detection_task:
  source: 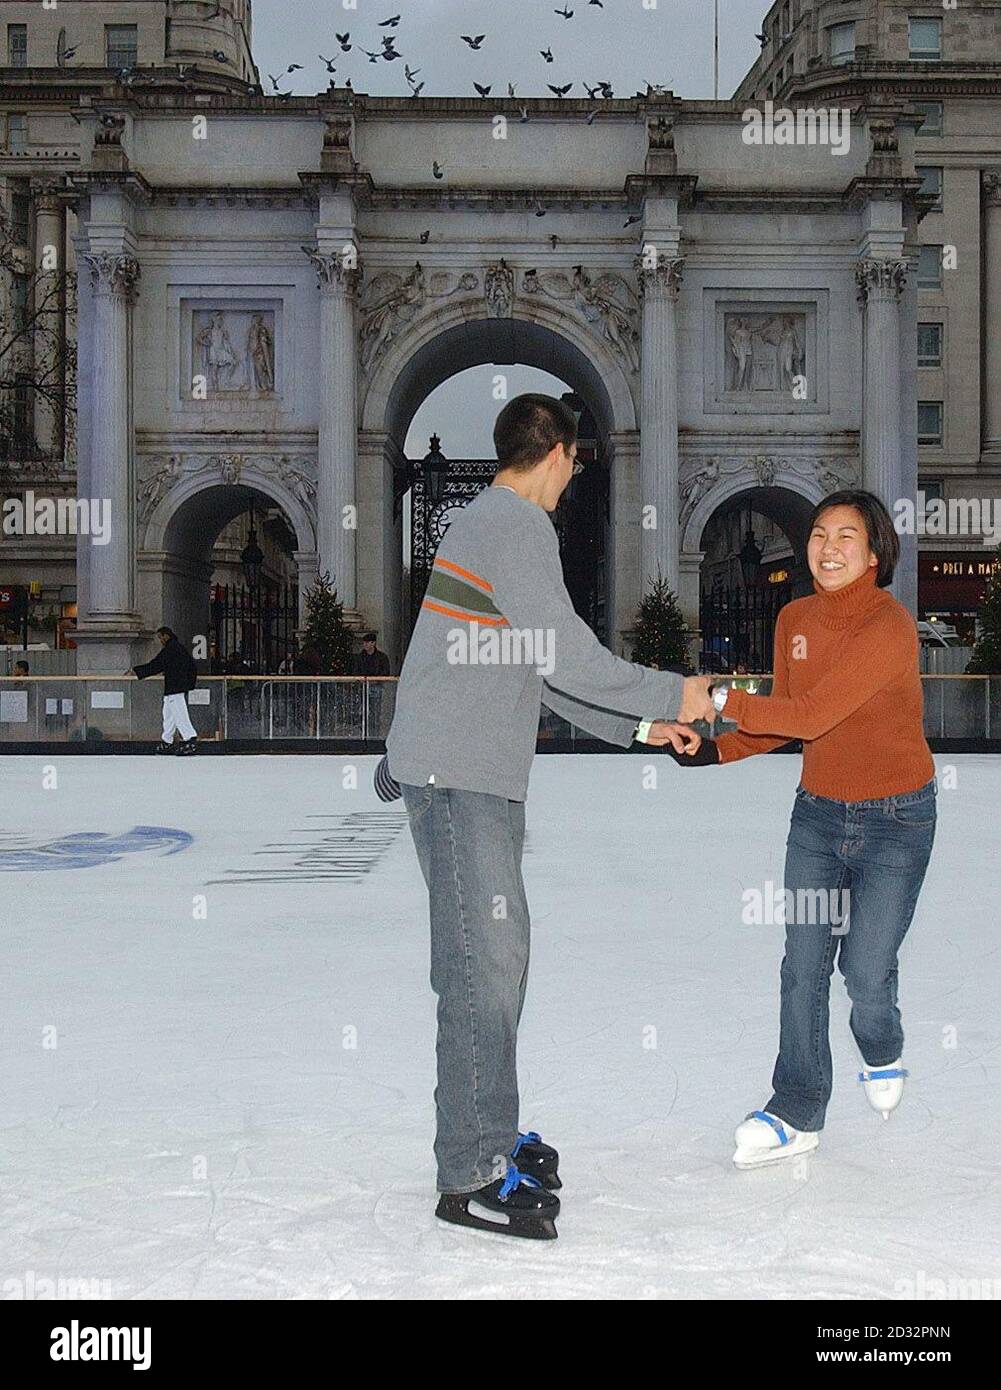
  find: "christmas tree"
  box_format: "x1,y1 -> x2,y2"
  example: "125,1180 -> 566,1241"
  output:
631,571 -> 691,672
967,569 -> 1001,674
301,571 -> 355,675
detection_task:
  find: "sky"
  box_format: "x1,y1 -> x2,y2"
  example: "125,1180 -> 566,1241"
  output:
250,0 -> 771,457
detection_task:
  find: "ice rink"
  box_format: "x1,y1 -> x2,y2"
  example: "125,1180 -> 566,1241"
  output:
1,751 -> 998,1301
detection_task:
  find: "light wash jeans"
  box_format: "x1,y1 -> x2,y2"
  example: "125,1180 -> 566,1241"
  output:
767,776 -> 937,1131
399,779 -> 531,1193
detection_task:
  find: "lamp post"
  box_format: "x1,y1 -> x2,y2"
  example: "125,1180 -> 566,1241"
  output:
423,434 -> 449,511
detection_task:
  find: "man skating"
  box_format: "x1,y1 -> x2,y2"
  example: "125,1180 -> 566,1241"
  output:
382,394 -> 715,1239
131,627 -> 200,755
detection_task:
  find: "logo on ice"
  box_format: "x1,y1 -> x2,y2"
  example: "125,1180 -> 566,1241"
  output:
446,622 -> 555,677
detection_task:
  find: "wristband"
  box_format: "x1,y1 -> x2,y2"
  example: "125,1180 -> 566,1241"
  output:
635,719 -> 654,743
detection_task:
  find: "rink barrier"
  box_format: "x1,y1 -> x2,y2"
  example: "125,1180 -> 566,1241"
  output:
0,674 -> 999,749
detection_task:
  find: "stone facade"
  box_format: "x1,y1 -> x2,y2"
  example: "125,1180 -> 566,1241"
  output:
6,2 -> 995,669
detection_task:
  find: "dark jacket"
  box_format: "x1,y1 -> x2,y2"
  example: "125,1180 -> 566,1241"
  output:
134,637 -> 198,696
351,648 -> 391,677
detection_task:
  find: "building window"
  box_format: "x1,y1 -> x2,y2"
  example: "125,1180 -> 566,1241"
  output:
12,375 -> 33,443
916,166 -> 944,211
829,21 -> 856,65
782,2 -> 791,36
7,113 -> 28,151
918,244 -> 943,289
10,179 -> 31,245
8,24 -> 27,67
918,323 -> 943,367
918,401 -> 943,445
913,100 -> 943,137
909,17 -> 942,61
105,24 -> 138,70
12,273 -> 30,335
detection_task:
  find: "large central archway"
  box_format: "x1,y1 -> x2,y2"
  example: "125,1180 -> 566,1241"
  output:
358,299 -> 639,664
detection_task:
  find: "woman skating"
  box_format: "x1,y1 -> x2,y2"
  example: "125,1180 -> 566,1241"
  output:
673,490 -> 937,1168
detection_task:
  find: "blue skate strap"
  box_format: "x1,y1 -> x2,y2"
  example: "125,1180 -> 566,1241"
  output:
512,1130 -> 542,1156
747,1110 -> 792,1146
498,1164 -> 542,1199
858,1067 -> 909,1083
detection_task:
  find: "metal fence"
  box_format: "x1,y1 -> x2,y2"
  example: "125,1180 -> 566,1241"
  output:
1,674 -> 1000,744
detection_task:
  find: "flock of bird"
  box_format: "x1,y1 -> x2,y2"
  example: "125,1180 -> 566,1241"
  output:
265,7 -> 670,110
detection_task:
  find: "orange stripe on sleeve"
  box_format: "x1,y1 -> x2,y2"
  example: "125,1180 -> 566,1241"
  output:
434,557 -> 493,592
421,599 -> 509,627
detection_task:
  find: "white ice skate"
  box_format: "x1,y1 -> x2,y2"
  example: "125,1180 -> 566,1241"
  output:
858,1058 -> 907,1120
732,1110 -> 819,1170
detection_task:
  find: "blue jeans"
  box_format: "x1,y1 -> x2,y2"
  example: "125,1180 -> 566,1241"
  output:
399,780 -> 531,1193
767,776 -> 937,1132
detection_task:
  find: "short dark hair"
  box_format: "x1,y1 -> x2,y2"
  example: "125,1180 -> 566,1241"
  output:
363,632 -> 377,642
493,394 -> 577,473
13,660 -> 29,674
156,626 -> 176,640
807,490 -> 899,588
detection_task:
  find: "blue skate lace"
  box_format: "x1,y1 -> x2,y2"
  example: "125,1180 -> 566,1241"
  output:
498,1164 -> 542,1200
858,1067 -> 909,1082
747,1110 -> 791,1145
511,1130 -> 542,1157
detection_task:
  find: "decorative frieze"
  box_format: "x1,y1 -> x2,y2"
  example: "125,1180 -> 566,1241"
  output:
523,264 -> 641,371
136,452 -> 318,530
678,452 -> 860,534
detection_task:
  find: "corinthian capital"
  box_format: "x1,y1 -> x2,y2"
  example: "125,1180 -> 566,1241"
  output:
634,253 -> 684,299
855,258 -> 907,304
304,247 -> 363,296
84,253 -> 141,301
983,170 -> 1001,208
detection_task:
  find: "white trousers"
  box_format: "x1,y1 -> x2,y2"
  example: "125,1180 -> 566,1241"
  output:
162,693 -> 196,742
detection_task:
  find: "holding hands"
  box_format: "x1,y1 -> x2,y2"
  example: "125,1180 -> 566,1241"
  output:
639,676 -> 723,766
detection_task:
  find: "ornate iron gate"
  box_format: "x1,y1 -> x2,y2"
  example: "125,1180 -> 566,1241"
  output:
210,583 -> 298,674
699,580 -> 792,673
408,456 -> 608,639
409,461 -> 498,633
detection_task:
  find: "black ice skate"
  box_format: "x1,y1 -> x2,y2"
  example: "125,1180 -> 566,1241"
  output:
435,1164 -> 560,1240
512,1129 -> 561,1190
155,740 -> 175,755
176,737 -> 198,756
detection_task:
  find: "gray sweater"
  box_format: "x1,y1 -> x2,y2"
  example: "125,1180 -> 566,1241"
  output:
385,485 -> 686,801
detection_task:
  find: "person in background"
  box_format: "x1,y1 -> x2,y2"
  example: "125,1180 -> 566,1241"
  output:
352,632 -> 391,739
131,627 -> 200,756
351,632 -> 391,677
666,490 -> 937,1170
12,660 -> 29,677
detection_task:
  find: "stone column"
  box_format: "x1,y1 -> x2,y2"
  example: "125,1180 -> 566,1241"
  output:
636,255 -> 684,596
856,258 -> 908,505
983,172 -> 1001,454
78,252 -> 142,654
32,181 -> 66,457
307,249 -> 363,616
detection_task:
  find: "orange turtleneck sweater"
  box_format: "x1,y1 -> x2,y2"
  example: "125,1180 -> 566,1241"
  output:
716,565 -> 935,801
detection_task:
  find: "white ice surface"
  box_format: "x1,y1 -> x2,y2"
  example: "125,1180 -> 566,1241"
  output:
1,753 -> 998,1301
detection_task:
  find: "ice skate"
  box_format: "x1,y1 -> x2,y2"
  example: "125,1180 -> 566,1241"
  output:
511,1129 -> 561,1190
435,1164 -> 559,1240
732,1110 -> 819,1169
858,1058 -> 907,1119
